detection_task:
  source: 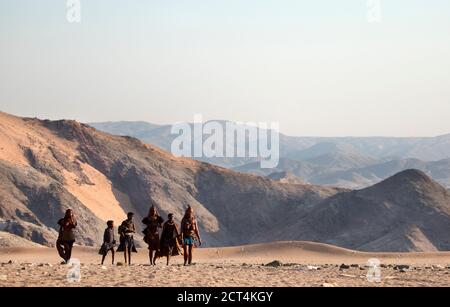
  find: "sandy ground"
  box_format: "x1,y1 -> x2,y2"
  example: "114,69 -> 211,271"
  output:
1,241 -> 450,287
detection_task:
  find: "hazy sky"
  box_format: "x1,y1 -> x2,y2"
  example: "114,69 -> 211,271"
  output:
1,0 -> 449,137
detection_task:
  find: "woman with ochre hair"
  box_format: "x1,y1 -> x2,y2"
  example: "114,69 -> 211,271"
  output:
142,205 -> 164,265
56,209 -> 77,264
180,206 -> 201,266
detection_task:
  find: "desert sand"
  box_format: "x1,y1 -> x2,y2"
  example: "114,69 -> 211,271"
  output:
1,241 -> 450,287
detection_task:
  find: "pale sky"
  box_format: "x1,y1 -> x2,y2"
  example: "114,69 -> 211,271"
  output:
1,0 -> 449,137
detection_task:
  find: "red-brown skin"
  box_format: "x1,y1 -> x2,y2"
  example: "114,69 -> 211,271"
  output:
182,207 -> 202,266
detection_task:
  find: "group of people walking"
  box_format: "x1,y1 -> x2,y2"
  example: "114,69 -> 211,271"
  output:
56,205 -> 202,266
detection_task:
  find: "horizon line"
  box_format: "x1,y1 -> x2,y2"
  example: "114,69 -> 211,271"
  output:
2,110 -> 449,139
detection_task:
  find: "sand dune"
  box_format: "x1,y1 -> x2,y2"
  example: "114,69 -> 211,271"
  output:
1,241 -> 450,287
63,163 -> 129,223
2,241 -> 450,264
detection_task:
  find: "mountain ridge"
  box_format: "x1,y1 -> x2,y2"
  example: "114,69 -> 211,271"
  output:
281,169 -> 450,251
90,120 -> 450,188
1,112 -> 450,252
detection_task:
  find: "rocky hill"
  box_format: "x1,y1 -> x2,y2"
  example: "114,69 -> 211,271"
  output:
0,112 -> 339,247
1,112 -> 450,252
278,170 -> 450,252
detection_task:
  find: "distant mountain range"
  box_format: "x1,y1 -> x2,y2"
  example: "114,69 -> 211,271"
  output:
1,112 -> 449,252
90,121 -> 450,188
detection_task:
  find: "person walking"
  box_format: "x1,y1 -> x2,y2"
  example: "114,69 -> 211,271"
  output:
180,206 -> 201,266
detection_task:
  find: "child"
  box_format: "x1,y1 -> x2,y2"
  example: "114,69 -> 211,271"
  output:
99,220 -> 116,265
